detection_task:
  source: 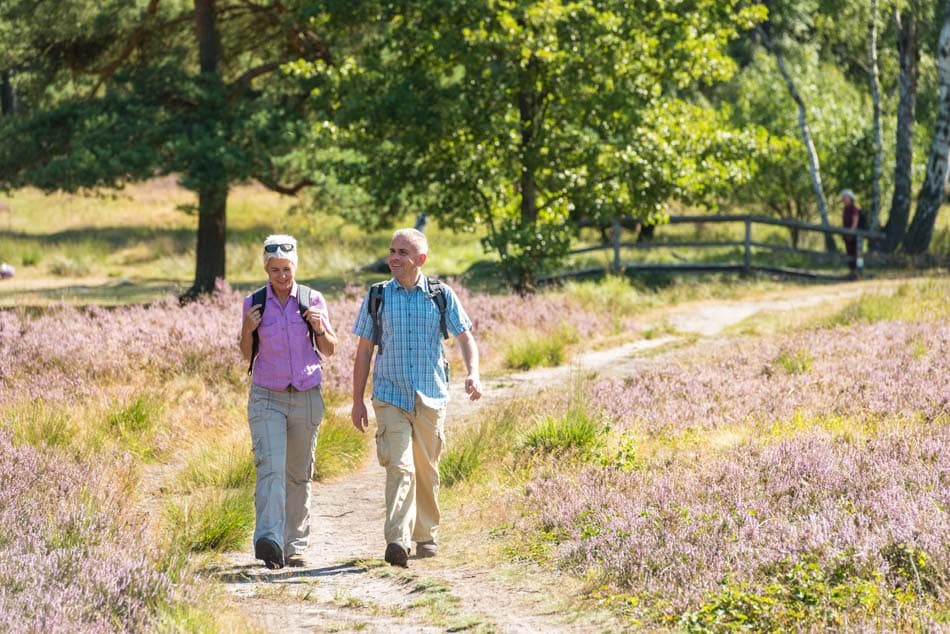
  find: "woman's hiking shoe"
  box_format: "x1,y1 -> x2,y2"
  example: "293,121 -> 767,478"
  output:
255,538 -> 284,570
415,540 -> 438,558
384,543 -> 408,568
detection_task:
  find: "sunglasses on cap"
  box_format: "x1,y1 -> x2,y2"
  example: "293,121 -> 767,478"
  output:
263,243 -> 295,254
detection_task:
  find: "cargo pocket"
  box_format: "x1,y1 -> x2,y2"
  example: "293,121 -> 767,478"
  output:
375,418 -> 390,468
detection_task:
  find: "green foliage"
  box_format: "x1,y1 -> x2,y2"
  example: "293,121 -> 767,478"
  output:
3,401 -> 80,451
880,542 -> 936,596
439,423 -> 486,488
305,0 -> 767,287
598,435 -> 642,471
681,559 -> 888,632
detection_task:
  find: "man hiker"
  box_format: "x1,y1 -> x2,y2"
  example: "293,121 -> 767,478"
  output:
351,228 -> 482,567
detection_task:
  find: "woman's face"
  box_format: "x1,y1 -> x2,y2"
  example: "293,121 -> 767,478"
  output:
265,258 -> 296,294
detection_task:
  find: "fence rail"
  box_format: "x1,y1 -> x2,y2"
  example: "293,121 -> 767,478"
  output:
545,214 -> 887,283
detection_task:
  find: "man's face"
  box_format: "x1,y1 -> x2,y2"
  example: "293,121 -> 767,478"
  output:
388,235 -> 427,284
265,258 -> 296,294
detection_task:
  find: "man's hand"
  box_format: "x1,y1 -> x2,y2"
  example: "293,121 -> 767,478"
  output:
351,401 -> 370,433
465,375 -> 482,401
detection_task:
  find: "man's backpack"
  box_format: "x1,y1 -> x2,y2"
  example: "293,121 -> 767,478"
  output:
857,208 -> 869,231
248,284 -> 317,374
368,277 -> 448,354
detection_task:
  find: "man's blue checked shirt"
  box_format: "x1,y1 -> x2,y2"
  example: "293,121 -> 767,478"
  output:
352,276 -> 472,412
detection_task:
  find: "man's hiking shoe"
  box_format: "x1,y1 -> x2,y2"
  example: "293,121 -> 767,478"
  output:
415,540 -> 438,558
285,554 -> 307,568
384,543 -> 408,568
255,538 -> 284,570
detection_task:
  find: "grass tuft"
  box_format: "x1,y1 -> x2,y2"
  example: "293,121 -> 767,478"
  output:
315,410 -> 370,481
163,488 -> 255,553
108,396 -> 162,460
521,411 -> 604,456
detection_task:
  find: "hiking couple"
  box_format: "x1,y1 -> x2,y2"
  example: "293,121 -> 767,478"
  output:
238,229 -> 482,570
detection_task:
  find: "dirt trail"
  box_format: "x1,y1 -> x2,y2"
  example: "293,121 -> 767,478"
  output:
214,281 -> 880,633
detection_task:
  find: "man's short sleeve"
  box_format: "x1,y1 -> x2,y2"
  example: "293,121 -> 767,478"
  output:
443,285 -> 473,338
351,291 -> 374,340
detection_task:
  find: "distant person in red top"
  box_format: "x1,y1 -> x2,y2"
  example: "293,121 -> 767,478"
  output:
840,189 -> 861,276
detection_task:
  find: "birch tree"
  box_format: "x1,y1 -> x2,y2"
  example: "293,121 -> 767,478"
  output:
884,5 -> 919,252
757,23 -> 836,252
903,0 -> 950,254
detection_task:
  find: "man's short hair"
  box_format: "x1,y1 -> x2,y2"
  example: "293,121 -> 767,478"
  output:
393,228 -> 428,254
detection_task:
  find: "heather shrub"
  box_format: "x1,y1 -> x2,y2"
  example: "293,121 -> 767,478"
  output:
510,314 -> 950,627
589,321 -> 948,437
0,432 -> 177,632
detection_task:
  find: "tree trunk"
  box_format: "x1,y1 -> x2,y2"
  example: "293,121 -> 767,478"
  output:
1,72 -> 14,115
885,8 -> 918,253
188,185 -> 229,296
757,26 -> 836,252
904,1 -> 950,254
868,0 -> 884,233
185,0 -> 228,296
518,86 -> 539,226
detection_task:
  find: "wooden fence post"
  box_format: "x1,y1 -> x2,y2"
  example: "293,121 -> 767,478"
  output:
743,216 -> 752,272
857,236 -> 864,275
612,217 -> 621,273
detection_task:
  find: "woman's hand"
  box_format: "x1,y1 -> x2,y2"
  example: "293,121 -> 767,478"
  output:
244,304 -> 263,333
303,307 -> 326,334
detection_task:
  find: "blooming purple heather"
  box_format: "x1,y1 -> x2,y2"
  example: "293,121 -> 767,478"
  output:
0,280 -> 633,627
520,319 -> 950,620
0,432 -> 174,632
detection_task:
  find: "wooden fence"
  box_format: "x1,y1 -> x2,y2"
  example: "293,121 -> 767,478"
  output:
546,214 -> 887,282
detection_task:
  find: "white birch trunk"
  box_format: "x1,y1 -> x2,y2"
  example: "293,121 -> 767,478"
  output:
868,0 -> 884,231
904,0 -> 950,254
757,26 -> 836,252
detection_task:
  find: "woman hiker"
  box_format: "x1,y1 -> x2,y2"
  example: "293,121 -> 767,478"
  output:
239,234 -> 338,569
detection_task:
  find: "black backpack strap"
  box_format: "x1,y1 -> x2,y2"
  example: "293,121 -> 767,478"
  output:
368,282 -> 386,353
248,286 -> 268,375
297,284 -> 317,353
427,276 -> 449,340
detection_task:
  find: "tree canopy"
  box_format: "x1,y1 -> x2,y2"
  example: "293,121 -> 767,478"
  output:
299,0 -> 767,288
0,0 -> 947,292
